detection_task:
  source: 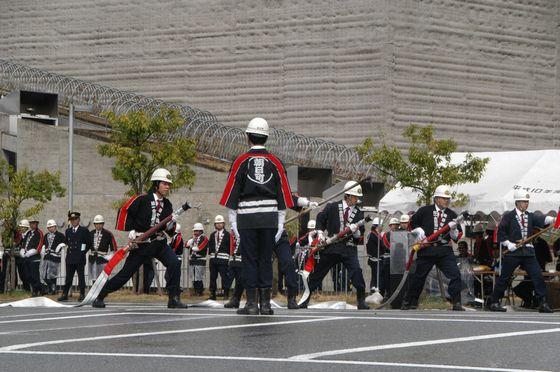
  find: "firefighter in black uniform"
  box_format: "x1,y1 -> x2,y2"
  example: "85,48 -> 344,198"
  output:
41,219 -> 66,295
92,168 -> 188,308
366,217 -> 387,294
19,218 -> 44,296
207,215 -> 234,300
15,219 -> 31,291
58,212 -> 92,302
187,223 -> 208,296
224,236 -> 243,308
88,215 -> 117,284
220,117 -> 294,315
166,223 -> 184,288
299,181 -> 369,310
401,185 -> 464,311
486,190 -> 555,313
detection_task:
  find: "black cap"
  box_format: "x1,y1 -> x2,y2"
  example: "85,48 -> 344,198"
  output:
68,211 -> 81,220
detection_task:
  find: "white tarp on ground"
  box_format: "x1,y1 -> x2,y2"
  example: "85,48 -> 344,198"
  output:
379,149 -> 560,215
0,297 -> 72,307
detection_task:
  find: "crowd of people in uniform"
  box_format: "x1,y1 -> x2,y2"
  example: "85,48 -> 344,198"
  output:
1,116 -> 559,314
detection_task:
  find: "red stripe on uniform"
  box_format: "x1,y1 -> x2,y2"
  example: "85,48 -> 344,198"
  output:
173,233 -> 183,252
198,237 -> 209,252
261,153 -> 294,209
37,230 -> 44,253
219,153 -> 252,206
116,195 -> 142,231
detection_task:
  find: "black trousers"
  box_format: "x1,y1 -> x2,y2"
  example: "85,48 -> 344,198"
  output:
16,258 -> 29,291
63,263 -> 86,295
239,228 -> 276,289
490,255 -> 547,303
225,264 -> 243,297
104,240 -> 181,294
23,260 -> 41,293
209,259 -> 229,292
308,252 -> 366,293
274,237 -> 298,291
405,251 -> 462,302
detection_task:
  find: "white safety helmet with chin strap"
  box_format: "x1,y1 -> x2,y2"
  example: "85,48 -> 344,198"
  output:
214,215 -> 225,224
514,190 -> 530,202
307,220 -> 316,229
389,218 -> 399,225
19,219 -> 30,228
399,214 -> 410,223
93,215 -> 105,224
433,185 -> 452,199
151,168 -> 173,184
245,117 -> 269,137
193,223 -> 204,231
46,219 -> 57,228
344,181 -> 363,197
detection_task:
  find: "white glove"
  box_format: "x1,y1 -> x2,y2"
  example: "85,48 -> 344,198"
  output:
349,223 -> 359,233
411,227 -> 426,241
55,243 -> 66,253
317,230 -> 326,244
448,221 -> 458,230
275,210 -> 286,243
19,249 -> 25,257
128,230 -> 138,241
545,216 -> 555,225
104,253 -> 113,261
504,240 -> 517,252
186,238 -> 194,248
228,209 -> 240,241
309,201 -> 319,209
449,228 -> 459,240
25,249 -> 37,258
40,245 -> 46,257
296,197 -> 310,208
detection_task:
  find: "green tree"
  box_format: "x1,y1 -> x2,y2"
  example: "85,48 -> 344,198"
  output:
98,108 -> 197,198
357,124 -> 489,206
0,160 -> 66,249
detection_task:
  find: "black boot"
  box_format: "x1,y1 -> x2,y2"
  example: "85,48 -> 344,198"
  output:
237,288 -> 259,315
78,292 -> 85,302
168,288 -> 188,309
298,296 -> 310,309
92,290 -> 107,308
287,287 -> 298,310
400,297 -> 418,310
538,298 -> 554,313
224,290 -> 241,308
486,299 -> 507,312
57,292 -> 69,302
357,289 -> 370,310
258,288 -> 274,315
208,290 -> 217,301
452,301 -> 465,311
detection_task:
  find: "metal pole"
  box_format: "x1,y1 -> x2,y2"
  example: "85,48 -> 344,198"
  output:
68,103 -> 74,212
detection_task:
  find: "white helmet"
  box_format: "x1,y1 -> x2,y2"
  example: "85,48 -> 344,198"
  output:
433,185 -> 452,199
175,223 -> 181,232
513,189 -> 530,202
46,219 -> 57,228
389,218 -> 399,225
93,215 -> 105,224
151,168 -> 173,184
214,215 -> 225,224
193,223 -> 204,231
344,181 -> 363,197
307,220 -> 316,229
399,214 -> 410,223
19,219 -> 30,228
245,117 -> 269,137
371,217 -> 380,226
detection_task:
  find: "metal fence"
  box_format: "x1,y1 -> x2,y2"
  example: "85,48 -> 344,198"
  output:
0,59 -> 376,181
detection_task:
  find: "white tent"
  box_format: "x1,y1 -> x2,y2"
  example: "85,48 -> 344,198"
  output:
379,150 -> 560,215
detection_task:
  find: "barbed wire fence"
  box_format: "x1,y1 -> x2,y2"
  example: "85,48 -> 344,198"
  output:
0,60 -> 375,181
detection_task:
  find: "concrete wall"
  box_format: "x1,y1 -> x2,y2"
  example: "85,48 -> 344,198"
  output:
8,115 -> 230,246
3,0 -> 557,150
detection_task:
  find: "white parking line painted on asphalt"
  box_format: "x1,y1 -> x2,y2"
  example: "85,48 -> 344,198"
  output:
290,327 -> 560,360
0,309 -> 112,319
0,316 -> 345,351
0,350 -> 550,372
0,315 -> 222,335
